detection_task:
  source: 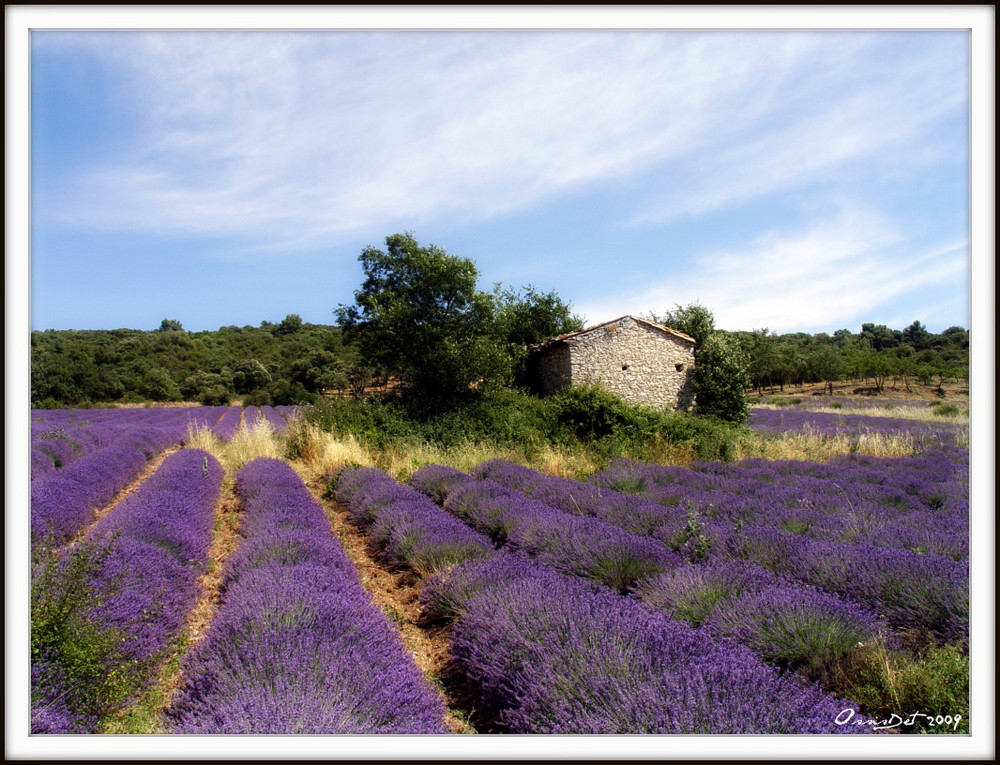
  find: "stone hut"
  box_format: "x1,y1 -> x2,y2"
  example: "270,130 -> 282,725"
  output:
527,315 -> 696,410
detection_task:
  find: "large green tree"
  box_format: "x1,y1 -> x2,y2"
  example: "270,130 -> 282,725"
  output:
335,234 -> 511,396
694,333 -> 751,424
495,284 -> 584,384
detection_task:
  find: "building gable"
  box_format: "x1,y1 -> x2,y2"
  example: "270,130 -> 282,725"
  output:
528,315 -> 696,410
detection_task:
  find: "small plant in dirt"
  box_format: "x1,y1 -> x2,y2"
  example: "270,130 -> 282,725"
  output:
381,605 -> 409,629
676,509 -> 712,562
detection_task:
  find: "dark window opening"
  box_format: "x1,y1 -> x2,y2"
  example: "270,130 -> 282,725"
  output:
622,364 -> 629,371
675,363 -> 686,371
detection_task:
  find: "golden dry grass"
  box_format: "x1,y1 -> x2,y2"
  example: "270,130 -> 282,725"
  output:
751,402 -> 968,423
185,420 -> 284,473
738,431 -> 921,462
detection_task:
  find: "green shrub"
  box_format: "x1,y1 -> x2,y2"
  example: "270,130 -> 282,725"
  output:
833,640 -> 969,734
308,384 -> 744,464
552,384 -> 649,442
268,380 -> 320,406
199,385 -> 231,406
243,389 -> 271,407
930,401 -> 961,417
693,333 -> 750,425
31,535 -> 164,729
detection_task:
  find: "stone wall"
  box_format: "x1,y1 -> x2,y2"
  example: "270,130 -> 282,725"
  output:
556,316 -> 696,410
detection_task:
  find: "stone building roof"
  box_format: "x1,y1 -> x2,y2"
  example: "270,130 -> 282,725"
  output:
529,315 -> 697,351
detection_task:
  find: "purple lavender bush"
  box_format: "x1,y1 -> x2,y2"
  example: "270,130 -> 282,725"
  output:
633,558 -> 780,627
31,439 -> 153,545
588,449 -> 968,560
169,571 -> 449,734
260,405 -> 288,434
167,458 -> 449,734
747,408 -> 966,447
410,464 -> 475,503
443,479 -> 682,592
211,406 -> 243,441
793,540 -> 968,642
704,584 -> 886,680
31,449 -> 223,733
31,449 -> 58,479
433,557 -> 870,734
332,466 -> 496,575
474,459 -> 692,551
243,406 -> 262,429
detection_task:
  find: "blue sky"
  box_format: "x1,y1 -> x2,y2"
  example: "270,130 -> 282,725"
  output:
25,16 -> 978,336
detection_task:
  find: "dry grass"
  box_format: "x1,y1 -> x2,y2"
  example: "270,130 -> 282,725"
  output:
282,418 -> 375,482
736,428 -> 930,462
185,420 -> 284,473
752,402 -> 969,423
279,418 -> 605,483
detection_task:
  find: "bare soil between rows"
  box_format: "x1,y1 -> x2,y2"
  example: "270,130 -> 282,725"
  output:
306,479 -> 477,734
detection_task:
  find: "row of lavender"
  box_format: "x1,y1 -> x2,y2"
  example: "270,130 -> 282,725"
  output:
413,466 -> 893,698
32,450 -> 223,733
471,457 -> 968,643
30,407 -> 225,545
30,405 -> 300,544
331,466 -> 870,734
757,394 -> 949,410
30,406 -> 224,479
589,448 -> 969,559
166,458 -> 447,733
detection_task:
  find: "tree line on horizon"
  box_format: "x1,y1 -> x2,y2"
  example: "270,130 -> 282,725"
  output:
30,234 -> 969,412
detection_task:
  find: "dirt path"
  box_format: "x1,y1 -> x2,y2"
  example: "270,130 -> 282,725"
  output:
100,453 -> 244,733
182,478 -> 244,645
307,479 -> 476,734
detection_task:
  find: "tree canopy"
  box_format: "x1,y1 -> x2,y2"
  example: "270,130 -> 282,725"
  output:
335,233 -> 581,398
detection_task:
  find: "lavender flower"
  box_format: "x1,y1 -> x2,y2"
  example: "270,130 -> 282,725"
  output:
334,466 -> 495,576
168,458 -> 449,734
633,558 -> 780,626
441,557 -> 870,734
443,479 -> 681,592
211,406 -> 243,441
705,584 -> 886,677
32,449 -> 223,733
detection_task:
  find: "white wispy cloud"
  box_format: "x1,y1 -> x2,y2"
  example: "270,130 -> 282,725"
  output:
578,205 -> 968,332
38,30 -> 966,255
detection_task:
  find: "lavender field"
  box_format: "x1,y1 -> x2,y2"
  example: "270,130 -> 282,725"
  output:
28,403 -> 972,737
